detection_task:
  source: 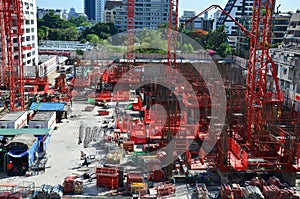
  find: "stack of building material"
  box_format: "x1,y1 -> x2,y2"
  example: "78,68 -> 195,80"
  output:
152,167 -> 164,182
154,183 -> 176,197
63,176 -> 77,194
33,184 -> 63,199
220,184 -> 232,199
144,158 -> 161,171
131,183 -> 148,196
241,186 -> 264,199
7,192 -> 22,199
95,167 -> 119,189
195,183 -> 209,199
263,184 -> 281,199
0,192 -> 10,199
231,183 -> 243,199
127,172 -> 143,190
122,141 -> 134,152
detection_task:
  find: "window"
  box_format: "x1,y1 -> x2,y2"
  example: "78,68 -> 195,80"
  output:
25,20 -> 30,25
283,67 -> 288,75
26,28 -> 30,33
31,20 -> 34,24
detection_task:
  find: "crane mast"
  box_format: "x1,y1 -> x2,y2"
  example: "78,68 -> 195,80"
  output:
0,0 -> 25,111
246,0 -> 282,146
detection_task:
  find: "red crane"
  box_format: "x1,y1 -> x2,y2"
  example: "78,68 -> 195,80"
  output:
181,4 -> 250,35
246,0 -> 282,146
167,0 -> 179,68
0,0 -> 25,111
181,2 -> 281,144
127,0 -> 135,61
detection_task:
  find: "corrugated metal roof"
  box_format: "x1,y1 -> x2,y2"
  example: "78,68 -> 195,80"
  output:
0,128 -> 51,136
29,102 -> 66,111
31,111 -> 55,121
6,134 -> 37,149
0,111 -> 27,121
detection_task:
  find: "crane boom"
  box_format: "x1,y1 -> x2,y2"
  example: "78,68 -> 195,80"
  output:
182,4 -> 251,36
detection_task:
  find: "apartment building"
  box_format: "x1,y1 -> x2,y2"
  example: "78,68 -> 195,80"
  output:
36,8 -> 63,19
84,0 -> 106,23
270,11 -> 300,111
104,0 -> 122,23
23,0 -> 39,76
114,0 -> 170,32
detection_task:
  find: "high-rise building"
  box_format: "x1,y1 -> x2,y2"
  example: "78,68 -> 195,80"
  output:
213,10 -> 221,30
217,0 -> 254,36
114,0 -> 170,32
84,0 -> 96,21
84,0 -> 106,23
104,0 -> 122,23
272,13 -> 292,45
269,11 -> 300,112
23,0 -> 39,76
179,10 -> 195,30
36,8 -> 63,19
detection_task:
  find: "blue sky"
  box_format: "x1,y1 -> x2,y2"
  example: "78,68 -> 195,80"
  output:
37,0 -> 299,16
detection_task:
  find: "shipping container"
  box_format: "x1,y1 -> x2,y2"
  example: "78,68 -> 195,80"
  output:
0,111 -> 28,129
28,111 -> 56,130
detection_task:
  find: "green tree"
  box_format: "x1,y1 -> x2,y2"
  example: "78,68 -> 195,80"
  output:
82,22 -> 117,40
37,29 -> 45,42
182,43 -> 194,53
86,34 -> 100,45
69,16 -> 92,27
216,43 -> 231,58
206,25 -> 227,50
40,11 -> 74,28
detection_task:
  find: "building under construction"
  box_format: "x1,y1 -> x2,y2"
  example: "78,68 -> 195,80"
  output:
0,0 -> 299,198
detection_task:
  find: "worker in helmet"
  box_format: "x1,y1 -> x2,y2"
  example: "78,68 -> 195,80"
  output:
7,161 -> 13,176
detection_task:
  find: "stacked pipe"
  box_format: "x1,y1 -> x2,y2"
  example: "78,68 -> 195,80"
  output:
33,184 -> 63,199
241,186 -> 264,199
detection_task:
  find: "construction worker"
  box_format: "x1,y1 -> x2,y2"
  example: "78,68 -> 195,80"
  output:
7,161 -> 13,176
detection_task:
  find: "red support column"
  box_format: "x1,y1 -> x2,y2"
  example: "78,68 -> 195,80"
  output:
127,0 -> 134,62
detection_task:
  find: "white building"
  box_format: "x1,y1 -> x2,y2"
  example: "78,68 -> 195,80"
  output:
114,0 -> 170,32
96,0 -> 106,23
270,11 -> 300,112
36,7 -> 63,19
213,10 -> 221,30
23,0 -> 39,76
217,0 -> 254,35
104,0 -> 122,23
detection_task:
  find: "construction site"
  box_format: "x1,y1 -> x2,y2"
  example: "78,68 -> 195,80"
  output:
0,0 -> 299,198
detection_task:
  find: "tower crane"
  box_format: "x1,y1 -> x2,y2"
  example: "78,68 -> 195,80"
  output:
180,1 -> 282,146
0,0 -> 25,111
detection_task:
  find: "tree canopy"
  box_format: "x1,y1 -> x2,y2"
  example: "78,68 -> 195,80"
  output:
37,12 -> 117,43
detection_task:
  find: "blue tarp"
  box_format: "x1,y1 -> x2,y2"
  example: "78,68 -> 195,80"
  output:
29,102 -> 66,111
43,134 -> 51,150
28,139 -> 38,166
7,151 -> 28,158
8,139 -> 38,166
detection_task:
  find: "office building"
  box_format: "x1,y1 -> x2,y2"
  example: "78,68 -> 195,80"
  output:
23,0 -> 39,76
84,0 -> 106,23
104,0 -> 122,23
36,8 -> 63,19
114,0 -> 170,32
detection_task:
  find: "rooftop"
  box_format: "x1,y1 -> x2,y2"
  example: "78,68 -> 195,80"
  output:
0,111 -> 27,121
31,111 -> 56,121
0,128 -> 51,136
29,102 -> 67,111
